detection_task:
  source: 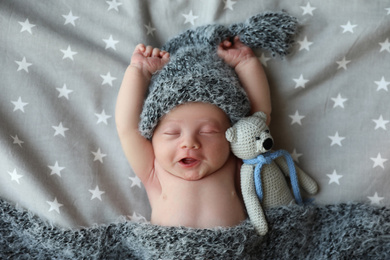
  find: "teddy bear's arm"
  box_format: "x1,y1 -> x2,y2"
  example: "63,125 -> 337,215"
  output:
240,164 -> 268,235
274,157 -> 319,195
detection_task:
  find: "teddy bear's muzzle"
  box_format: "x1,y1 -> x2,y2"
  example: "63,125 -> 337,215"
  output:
263,138 -> 273,151
256,137 -> 274,153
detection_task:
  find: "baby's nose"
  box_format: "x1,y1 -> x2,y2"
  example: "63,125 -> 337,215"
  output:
181,135 -> 200,149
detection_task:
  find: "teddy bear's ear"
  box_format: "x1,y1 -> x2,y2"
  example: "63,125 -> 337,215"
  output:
253,111 -> 267,122
225,127 -> 236,143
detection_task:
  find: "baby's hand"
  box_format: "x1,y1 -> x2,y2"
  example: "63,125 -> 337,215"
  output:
217,36 -> 256,70
130,44 -> 170,79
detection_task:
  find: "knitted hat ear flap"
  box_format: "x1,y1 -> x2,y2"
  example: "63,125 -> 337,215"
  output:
162,12 -> 298,57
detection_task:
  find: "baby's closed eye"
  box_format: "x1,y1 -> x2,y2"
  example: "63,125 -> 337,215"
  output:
162,127 -> 181,136
164,131 -> 180,136
199,126 -> 220,134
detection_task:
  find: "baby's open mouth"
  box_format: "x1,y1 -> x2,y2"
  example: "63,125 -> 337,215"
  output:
179,158 -> 198,166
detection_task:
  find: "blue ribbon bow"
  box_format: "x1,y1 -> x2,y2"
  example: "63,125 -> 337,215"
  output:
243,150 -> 303,205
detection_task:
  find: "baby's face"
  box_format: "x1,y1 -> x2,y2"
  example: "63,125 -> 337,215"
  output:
152,102 -> 232,181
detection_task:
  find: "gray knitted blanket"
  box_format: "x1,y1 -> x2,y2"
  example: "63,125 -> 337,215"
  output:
1,198 -> 390,259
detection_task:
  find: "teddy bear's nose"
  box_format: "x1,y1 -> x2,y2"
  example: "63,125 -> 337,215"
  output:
263,138 -> 273,150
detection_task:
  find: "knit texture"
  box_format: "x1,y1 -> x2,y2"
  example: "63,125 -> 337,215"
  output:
139,12 -> 298,139
1,198 -> 390,259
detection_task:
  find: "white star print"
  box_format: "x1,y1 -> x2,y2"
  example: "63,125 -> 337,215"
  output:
100,72 -> 116,86
92,148 -> 107,163
386,7 -> 390,15
129,175 -> 142,188
11,97 -> 28,112
18,18 -> 35,34
259,53 -> 271,67
95,110 -> 112,125
60,45 -> 77,60
368,192 -> 384,205
52,122 -> 69,137
300,3 -> 316,16
11,135 -> 24,147
182,10 -> 198,25
293,74 -> 309,89
62,11 -> 79,26
47,198 -> 63,214
340,21 -> 357,33
328,132 -> 345,147
336,56 -> 351,70
48,161 -> 65,177
289,111 -> 305,125
373,115 -> 389,130
56,84 -> 73,99
8,169 -> 23,184
297,36 -> 313,51
144,22 -> 156,36
290,149 -> 302,163
379,38 -> 390,53
370,153 -> 388,169
327,170 -> 343,185
106,0 -> 122,11
129,212 -> 147,223
331,93 -> 348,108
89,186 -> 105,201
223,0 -> 237,10
103,35 -> 119,50
15,57 -> 32,72
374,77 -> 389,91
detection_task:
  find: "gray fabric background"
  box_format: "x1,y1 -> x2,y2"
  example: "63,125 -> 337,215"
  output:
1,0 -> 389,227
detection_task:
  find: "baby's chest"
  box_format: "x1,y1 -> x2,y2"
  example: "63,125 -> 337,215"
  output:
151,177 -> 243,228
155,171 -> 237,208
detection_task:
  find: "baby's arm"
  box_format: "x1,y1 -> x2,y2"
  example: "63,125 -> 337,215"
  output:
218,37 -> 271,125
115,44 -> 169,184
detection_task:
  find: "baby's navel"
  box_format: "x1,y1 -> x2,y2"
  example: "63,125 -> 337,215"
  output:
162,194 -> 167,200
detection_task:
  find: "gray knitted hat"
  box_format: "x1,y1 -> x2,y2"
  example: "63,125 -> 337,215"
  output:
139,12 -> 298,139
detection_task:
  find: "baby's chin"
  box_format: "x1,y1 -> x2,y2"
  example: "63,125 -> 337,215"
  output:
179,173 -> 209,182
174,170 -> 212,182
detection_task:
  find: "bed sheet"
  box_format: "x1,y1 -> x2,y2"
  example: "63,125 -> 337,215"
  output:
1,0 -> 389,227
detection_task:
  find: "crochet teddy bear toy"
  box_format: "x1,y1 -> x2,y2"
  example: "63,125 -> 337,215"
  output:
226,111 -> 319,235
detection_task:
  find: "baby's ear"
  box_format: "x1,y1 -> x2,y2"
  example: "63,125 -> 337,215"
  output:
225,127 -> 237,143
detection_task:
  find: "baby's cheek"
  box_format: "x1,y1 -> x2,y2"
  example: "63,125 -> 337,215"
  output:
219,141 -> 233,161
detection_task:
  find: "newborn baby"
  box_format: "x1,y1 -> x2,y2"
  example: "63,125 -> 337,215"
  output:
115,37 -> 271,228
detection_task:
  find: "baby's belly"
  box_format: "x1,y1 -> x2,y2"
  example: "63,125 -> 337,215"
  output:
150,188 -> 246,229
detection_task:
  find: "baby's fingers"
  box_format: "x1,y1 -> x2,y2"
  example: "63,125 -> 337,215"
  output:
134,43 -> 146,53
219,39 -> 232,49
144,45 -> 153,57
160,51 -> 170,59
232,36 -> 246,48
153,49 -> 169,60
152,48 -> 161,57
232,36 -> 240,44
